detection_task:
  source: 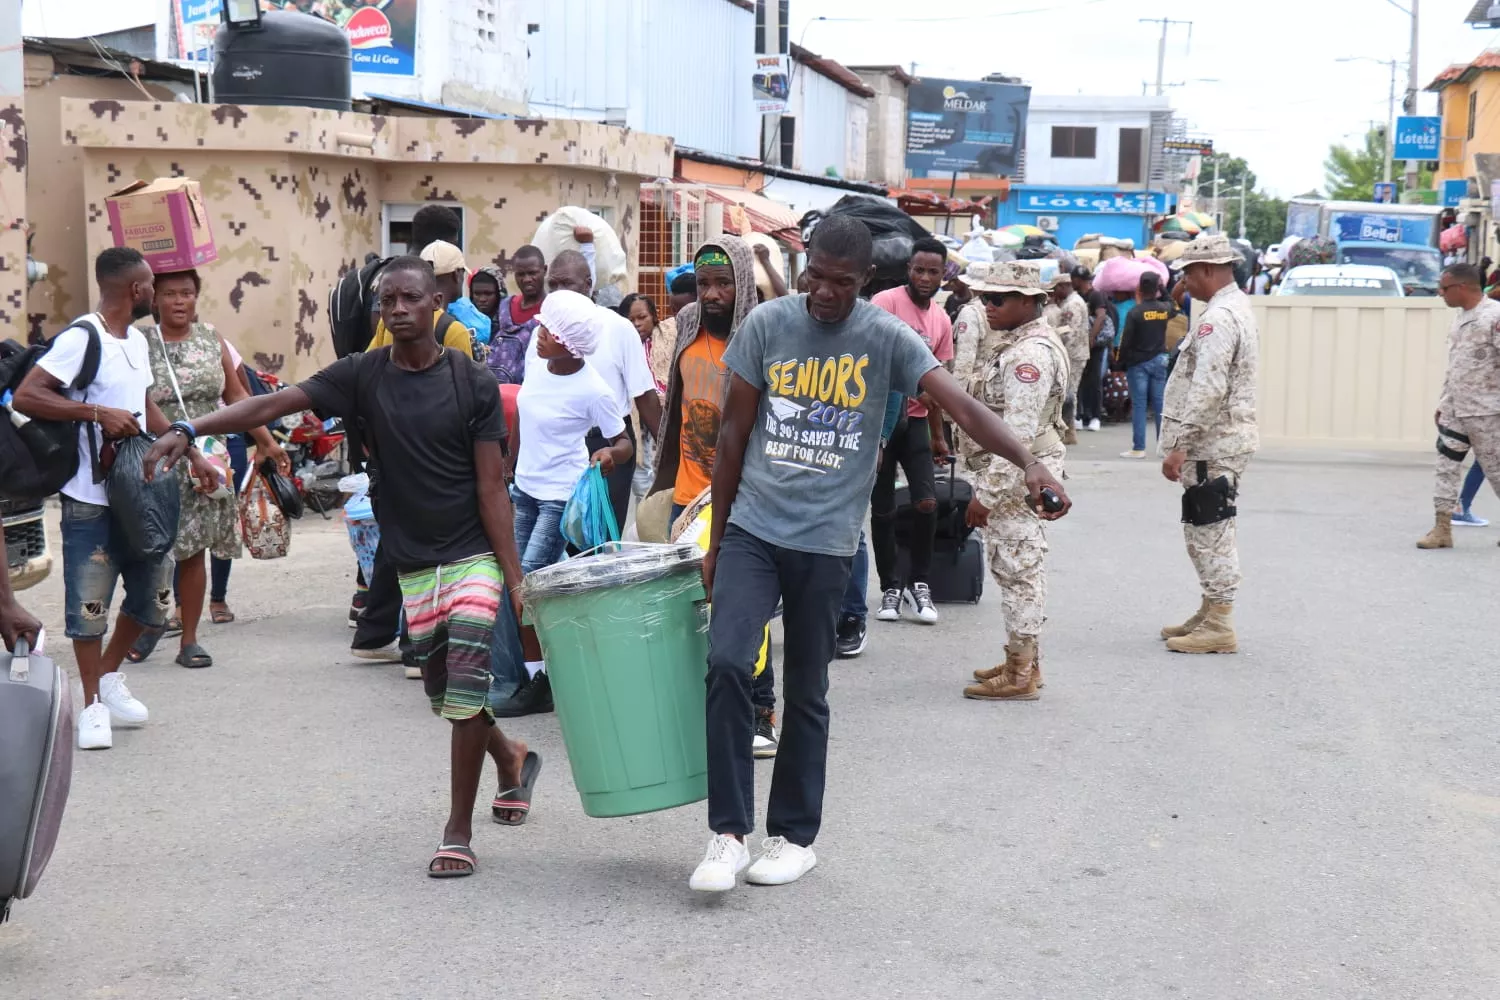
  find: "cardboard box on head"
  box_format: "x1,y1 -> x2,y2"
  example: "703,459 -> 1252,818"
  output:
105,179 -> 218,273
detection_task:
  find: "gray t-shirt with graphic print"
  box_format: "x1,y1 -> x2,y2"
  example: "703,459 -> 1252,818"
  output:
722,294 -> 940,557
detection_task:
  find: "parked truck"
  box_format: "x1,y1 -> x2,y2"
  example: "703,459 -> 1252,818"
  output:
1283,198 -> 1445,296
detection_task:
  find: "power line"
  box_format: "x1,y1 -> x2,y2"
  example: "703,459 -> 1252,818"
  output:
801,0 -> 1108,25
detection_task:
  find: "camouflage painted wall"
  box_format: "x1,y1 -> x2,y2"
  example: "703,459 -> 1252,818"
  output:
0,24 -> 25,345
60,99 -> 672,382
25,60 -> 179,341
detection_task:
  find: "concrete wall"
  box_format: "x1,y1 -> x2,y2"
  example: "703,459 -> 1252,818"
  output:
1254,297 -> 1451,452
0,13 -> 23,347
24,56 -> 180,339
61,98 -> 671,382
1025,95 -> 1168,189
855,72 -> 908,189
789,62 -> 867,181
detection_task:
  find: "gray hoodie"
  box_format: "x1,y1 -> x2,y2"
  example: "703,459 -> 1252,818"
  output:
649,233 -> 759,499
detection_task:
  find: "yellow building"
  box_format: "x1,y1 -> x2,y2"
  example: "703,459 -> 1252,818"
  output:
1426,49 -> 1500,186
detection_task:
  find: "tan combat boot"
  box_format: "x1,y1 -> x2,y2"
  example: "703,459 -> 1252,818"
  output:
1160,597 -> 1210,640
971,646 -> 1045,688
1417,512 -> 1454,550
1063,426 -> 1079,446
964,636 -> 1040,700
1165,603 -> 1237,654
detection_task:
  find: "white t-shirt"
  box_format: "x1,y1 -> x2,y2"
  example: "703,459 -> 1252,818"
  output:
35,315 -> 153,507
515,361 -> 626,501
526,304 -> 655,422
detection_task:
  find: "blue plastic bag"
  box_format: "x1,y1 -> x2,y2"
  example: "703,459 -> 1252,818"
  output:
560,464 -> 620,551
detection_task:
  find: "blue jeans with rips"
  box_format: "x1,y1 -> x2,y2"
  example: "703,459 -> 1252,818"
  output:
1126,354 -> 1169,451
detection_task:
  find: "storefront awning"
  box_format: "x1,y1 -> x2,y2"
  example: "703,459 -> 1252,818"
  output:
699,185 -> 805,251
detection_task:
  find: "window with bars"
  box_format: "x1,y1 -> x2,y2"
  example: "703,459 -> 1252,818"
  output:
636,184 -> 707,305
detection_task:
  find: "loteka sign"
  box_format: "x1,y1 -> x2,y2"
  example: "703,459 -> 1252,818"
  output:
1017,188 -> 1170,215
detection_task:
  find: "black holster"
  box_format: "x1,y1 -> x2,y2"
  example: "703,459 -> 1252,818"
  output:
1181,461 -> 1237,526
1436,423 -> 1471,462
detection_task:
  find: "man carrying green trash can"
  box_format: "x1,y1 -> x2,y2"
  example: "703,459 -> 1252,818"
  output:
691,216 -> 1071,891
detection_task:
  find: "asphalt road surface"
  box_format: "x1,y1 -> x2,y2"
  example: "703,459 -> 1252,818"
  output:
5,426 -> 1500,999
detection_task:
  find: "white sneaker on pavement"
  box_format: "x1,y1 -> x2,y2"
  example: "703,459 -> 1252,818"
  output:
99,671 -> 148,726
689,834 -> 750,892
875,588 -> 903,622
908,583 -> 939,624
1086,418 -> 1102,432
745,836 -> 817,886
351,641 -> 402,662
77,698 -> 113,750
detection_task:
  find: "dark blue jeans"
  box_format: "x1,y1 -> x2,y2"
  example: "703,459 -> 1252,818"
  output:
209,433 -> 249,603
1462,461 -> 1486,512
1126,355 -> 1169,451
674,503 -> 777,714
706,524 -> 849,845
840,531 -> 868,619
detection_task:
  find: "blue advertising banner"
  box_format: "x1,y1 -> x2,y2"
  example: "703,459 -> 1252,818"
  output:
1373,181 -> 1396,204
173,1 -> 419,75
1016,188 -> 1170,215
1442,178 -> 1468,207
1330,212 -> 1432,245
1393,116 -> 1441,162
906,77 -> 1031,176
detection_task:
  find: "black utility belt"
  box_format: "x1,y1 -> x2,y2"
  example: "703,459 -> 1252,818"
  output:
1181,461 -> 1237,526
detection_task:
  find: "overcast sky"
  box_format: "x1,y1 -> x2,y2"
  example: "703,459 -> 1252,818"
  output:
21,0 -> 1500,198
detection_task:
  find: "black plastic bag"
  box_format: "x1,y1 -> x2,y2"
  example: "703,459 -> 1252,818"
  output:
107,434 -> 180,562
258,457 -> 304,520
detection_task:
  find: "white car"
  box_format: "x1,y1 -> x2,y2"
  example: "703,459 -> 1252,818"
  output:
1275,264 -> 1405,297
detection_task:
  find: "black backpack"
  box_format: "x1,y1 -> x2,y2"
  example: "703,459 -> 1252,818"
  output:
328,255 -> 392,359
0,319 -> 104,503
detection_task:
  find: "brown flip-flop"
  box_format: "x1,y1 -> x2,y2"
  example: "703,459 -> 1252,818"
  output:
210,604 -> 236,624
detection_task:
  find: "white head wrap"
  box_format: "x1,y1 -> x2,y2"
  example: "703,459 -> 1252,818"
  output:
538,289 -> 601,358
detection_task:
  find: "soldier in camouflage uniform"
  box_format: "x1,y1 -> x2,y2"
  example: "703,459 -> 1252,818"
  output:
956,263 -> 1071,701
1159,234 -> 1259,654
1418,263 -> 1500,549
1048,272 -> 1089,446
951,261 -> 1012,391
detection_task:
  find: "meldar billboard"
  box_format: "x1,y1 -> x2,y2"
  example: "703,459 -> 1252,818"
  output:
905,77 -> 1031,177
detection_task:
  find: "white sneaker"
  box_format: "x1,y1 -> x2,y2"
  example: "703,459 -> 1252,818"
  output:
1073,418 -> 1083,430
745,836 -> 817,886
689,834 -> 750,892
77,698 -> 113,750
1120,449 -> 1147,459
908,583 -> 939,624
1086,418 -> 1102,432
351,641 -> 402,662
875,588 -> 903,622
98,671 -> 148,726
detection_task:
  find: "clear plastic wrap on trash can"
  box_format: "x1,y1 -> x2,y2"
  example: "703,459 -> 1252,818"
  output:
520,543 -> 706,628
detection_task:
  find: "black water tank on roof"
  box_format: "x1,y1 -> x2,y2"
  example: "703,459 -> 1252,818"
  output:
212,9 -> 352,111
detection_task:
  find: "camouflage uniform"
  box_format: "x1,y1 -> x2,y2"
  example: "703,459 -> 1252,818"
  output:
961,315 -> 1071,637
952,300 -> 1004,391
1060,291 -> 1093,374
1160,282 -> 1259,604
1432,298 -> 1500,513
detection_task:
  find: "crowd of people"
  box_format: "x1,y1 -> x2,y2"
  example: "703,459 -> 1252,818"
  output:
1,201 -> 1301,892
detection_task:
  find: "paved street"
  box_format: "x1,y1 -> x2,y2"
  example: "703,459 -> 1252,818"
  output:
5,424 -> 1500,999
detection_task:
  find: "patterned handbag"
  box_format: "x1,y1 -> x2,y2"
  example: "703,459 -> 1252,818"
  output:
239,467 -> 291,560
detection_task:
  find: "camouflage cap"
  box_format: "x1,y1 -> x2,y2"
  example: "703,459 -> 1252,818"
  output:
959,260 -> 1049,297
1172,233 -> 1240,269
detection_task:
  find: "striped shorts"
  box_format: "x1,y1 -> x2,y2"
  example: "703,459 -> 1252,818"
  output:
398,553 -> 502,721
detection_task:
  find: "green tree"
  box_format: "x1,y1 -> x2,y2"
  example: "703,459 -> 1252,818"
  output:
1196,153 -> 1256,202
1324,128 -> 1435,200
1223,193 -> 1289,249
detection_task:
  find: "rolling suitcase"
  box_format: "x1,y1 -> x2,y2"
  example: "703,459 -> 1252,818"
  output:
895,534 -> 984,604
891,458 -> 983,604
0,638 -> 74,923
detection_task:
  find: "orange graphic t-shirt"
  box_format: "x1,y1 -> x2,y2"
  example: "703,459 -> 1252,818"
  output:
673,329 -> 729,505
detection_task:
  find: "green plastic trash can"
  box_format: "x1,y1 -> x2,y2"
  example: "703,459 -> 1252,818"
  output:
521,544 -> 709,818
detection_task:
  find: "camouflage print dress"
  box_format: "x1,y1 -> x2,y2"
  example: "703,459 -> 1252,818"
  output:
144,322 -> 244,562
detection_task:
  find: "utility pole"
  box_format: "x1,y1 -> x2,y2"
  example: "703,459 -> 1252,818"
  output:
1385,58 -> 1397,184
1212,155 -> 1221,230
1404,0 -> 1421,196
1239,183 -> 1247,240
1139,17 -> 1193,97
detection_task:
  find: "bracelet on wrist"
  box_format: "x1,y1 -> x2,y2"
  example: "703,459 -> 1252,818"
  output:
169,420 -> 196,441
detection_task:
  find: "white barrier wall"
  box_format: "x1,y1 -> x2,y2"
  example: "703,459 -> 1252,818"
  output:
1252,297 -> 1452,452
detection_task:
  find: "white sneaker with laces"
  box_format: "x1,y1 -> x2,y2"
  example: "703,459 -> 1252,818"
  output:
746,836 -> 817,886
909,583 -> 939,624
77,698 -> 113,751
1073,418 -> 1083,430
99,671 -> 148,726
1086,418 -> 1102,432
689,834 -> 750,892
875,588 -> 903,622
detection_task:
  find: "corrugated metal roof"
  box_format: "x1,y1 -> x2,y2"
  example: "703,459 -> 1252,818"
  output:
790,43 -> 875,98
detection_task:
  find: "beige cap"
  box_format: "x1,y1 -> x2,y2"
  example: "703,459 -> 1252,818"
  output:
1171,233 -> 1240,269
959,260 -> 1048,297
420,240 -> 466,276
